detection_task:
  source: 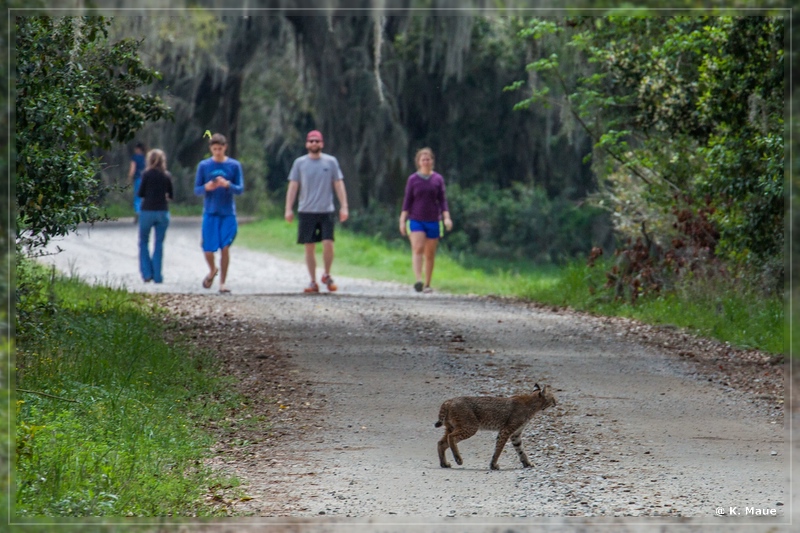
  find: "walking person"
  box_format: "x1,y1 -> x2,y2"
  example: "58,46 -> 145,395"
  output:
194,133 -> 244,293
128,142 -> 146,223
137,148 -> 173,283
398,147 -> 453,293
285,130 -> 349,293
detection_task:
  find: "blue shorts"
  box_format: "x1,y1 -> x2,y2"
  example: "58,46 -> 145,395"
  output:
201,213 -> 237,252
408,219 -> 442,239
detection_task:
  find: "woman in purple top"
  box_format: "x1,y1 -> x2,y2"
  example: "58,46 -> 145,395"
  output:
398,148 -> 453,293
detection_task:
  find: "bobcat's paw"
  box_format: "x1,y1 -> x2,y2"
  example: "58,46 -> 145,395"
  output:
522,461 -> 533,468
490,463 -> 500,470
440,462 -> 452,468
454,457 -> 463,466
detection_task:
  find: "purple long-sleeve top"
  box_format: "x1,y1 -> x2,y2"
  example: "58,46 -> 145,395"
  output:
401,172 -> 449,222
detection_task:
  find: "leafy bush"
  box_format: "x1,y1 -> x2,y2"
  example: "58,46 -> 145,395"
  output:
16,16 -> 171,253
347,202 -> 403,243
347,182 -> 610,265
444,182 -> 610,264
511,16 -> 784,276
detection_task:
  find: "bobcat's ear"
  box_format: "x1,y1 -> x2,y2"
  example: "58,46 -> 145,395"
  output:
533,383 -> 541,391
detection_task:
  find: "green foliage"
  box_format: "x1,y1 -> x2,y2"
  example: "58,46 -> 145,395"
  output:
445,182 -> 609,264
343,182 -> 610,264
15,259 -> 241,517
509,15 -> 784,273
0,339 -> 9,526
16,16 -> 172,252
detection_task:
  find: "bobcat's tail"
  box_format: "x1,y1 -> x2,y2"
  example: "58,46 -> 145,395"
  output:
434,401 -> 449,428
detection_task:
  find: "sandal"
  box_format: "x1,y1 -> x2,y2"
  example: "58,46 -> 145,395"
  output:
202,268 -> 218,289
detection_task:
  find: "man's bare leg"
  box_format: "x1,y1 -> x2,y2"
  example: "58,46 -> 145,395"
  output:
305,243 -> 317,282
322,239 -> 334,276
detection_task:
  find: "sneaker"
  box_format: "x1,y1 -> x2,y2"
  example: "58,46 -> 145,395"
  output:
423,286 -> 433,294
321,273 -> 337,292
304,281 -> 319,293
414,281 -> 423,292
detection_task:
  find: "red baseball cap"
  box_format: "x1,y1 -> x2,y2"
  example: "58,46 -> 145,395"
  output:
306,130 -> 323,142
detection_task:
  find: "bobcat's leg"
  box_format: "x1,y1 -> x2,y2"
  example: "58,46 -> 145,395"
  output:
511,428 -> 532,468
447,426 -> 477,466
490,429 -> 514,470
437,433 -> 452,468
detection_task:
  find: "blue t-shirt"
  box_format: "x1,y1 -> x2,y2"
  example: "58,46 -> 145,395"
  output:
194,157 -> 244,216
132,153 -> 145,181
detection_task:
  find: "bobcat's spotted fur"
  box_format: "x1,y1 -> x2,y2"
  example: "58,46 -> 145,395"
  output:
434,383 -> 557,470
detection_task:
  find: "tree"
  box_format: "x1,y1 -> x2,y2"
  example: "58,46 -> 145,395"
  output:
509,16 -> 784,273
15,16 -> 171,252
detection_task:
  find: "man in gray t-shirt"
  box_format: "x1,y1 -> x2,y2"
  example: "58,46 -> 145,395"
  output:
285,129 -> 349,293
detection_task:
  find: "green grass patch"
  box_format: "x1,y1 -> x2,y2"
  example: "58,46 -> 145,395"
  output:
236,217 -> 562,296
526,260 -> 784,354
101,201 -> 204,220
238,217 -> 784,354
15,259 -> 244,517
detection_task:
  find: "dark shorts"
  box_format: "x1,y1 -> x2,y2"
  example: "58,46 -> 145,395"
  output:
298,212 -> 335,244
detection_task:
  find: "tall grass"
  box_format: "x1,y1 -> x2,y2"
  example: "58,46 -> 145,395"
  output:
526,261 -> 785,354
237,218 -> 784,354
15,259 -> 243,517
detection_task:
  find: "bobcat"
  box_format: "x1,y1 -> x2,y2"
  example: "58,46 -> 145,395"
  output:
434,383 -> 557,470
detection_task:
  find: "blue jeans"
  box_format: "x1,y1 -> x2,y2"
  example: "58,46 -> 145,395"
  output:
139,211 -> 170,283
133,178 -> 142,214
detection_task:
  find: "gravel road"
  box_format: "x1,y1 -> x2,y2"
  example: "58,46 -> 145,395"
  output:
39,217 -> 795,533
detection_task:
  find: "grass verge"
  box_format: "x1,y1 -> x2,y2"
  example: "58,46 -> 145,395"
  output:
14,258 -> 243,517
237,217 -> 784,355
102,202 -> 204,220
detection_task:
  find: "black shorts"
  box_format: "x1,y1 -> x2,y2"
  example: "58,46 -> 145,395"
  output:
297,212 -> 335,244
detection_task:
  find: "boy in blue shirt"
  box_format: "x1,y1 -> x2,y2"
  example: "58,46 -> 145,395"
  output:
194,133 -> 244,293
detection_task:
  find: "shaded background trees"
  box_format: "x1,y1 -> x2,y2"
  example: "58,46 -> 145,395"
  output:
98,5 -> 607,264
14,2 -> 787,294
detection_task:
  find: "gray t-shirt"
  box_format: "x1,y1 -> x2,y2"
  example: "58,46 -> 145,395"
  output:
288,153 -> 344,213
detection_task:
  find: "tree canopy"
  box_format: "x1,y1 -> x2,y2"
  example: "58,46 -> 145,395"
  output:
15,16 -> 171,252
509,15 -> 784,271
